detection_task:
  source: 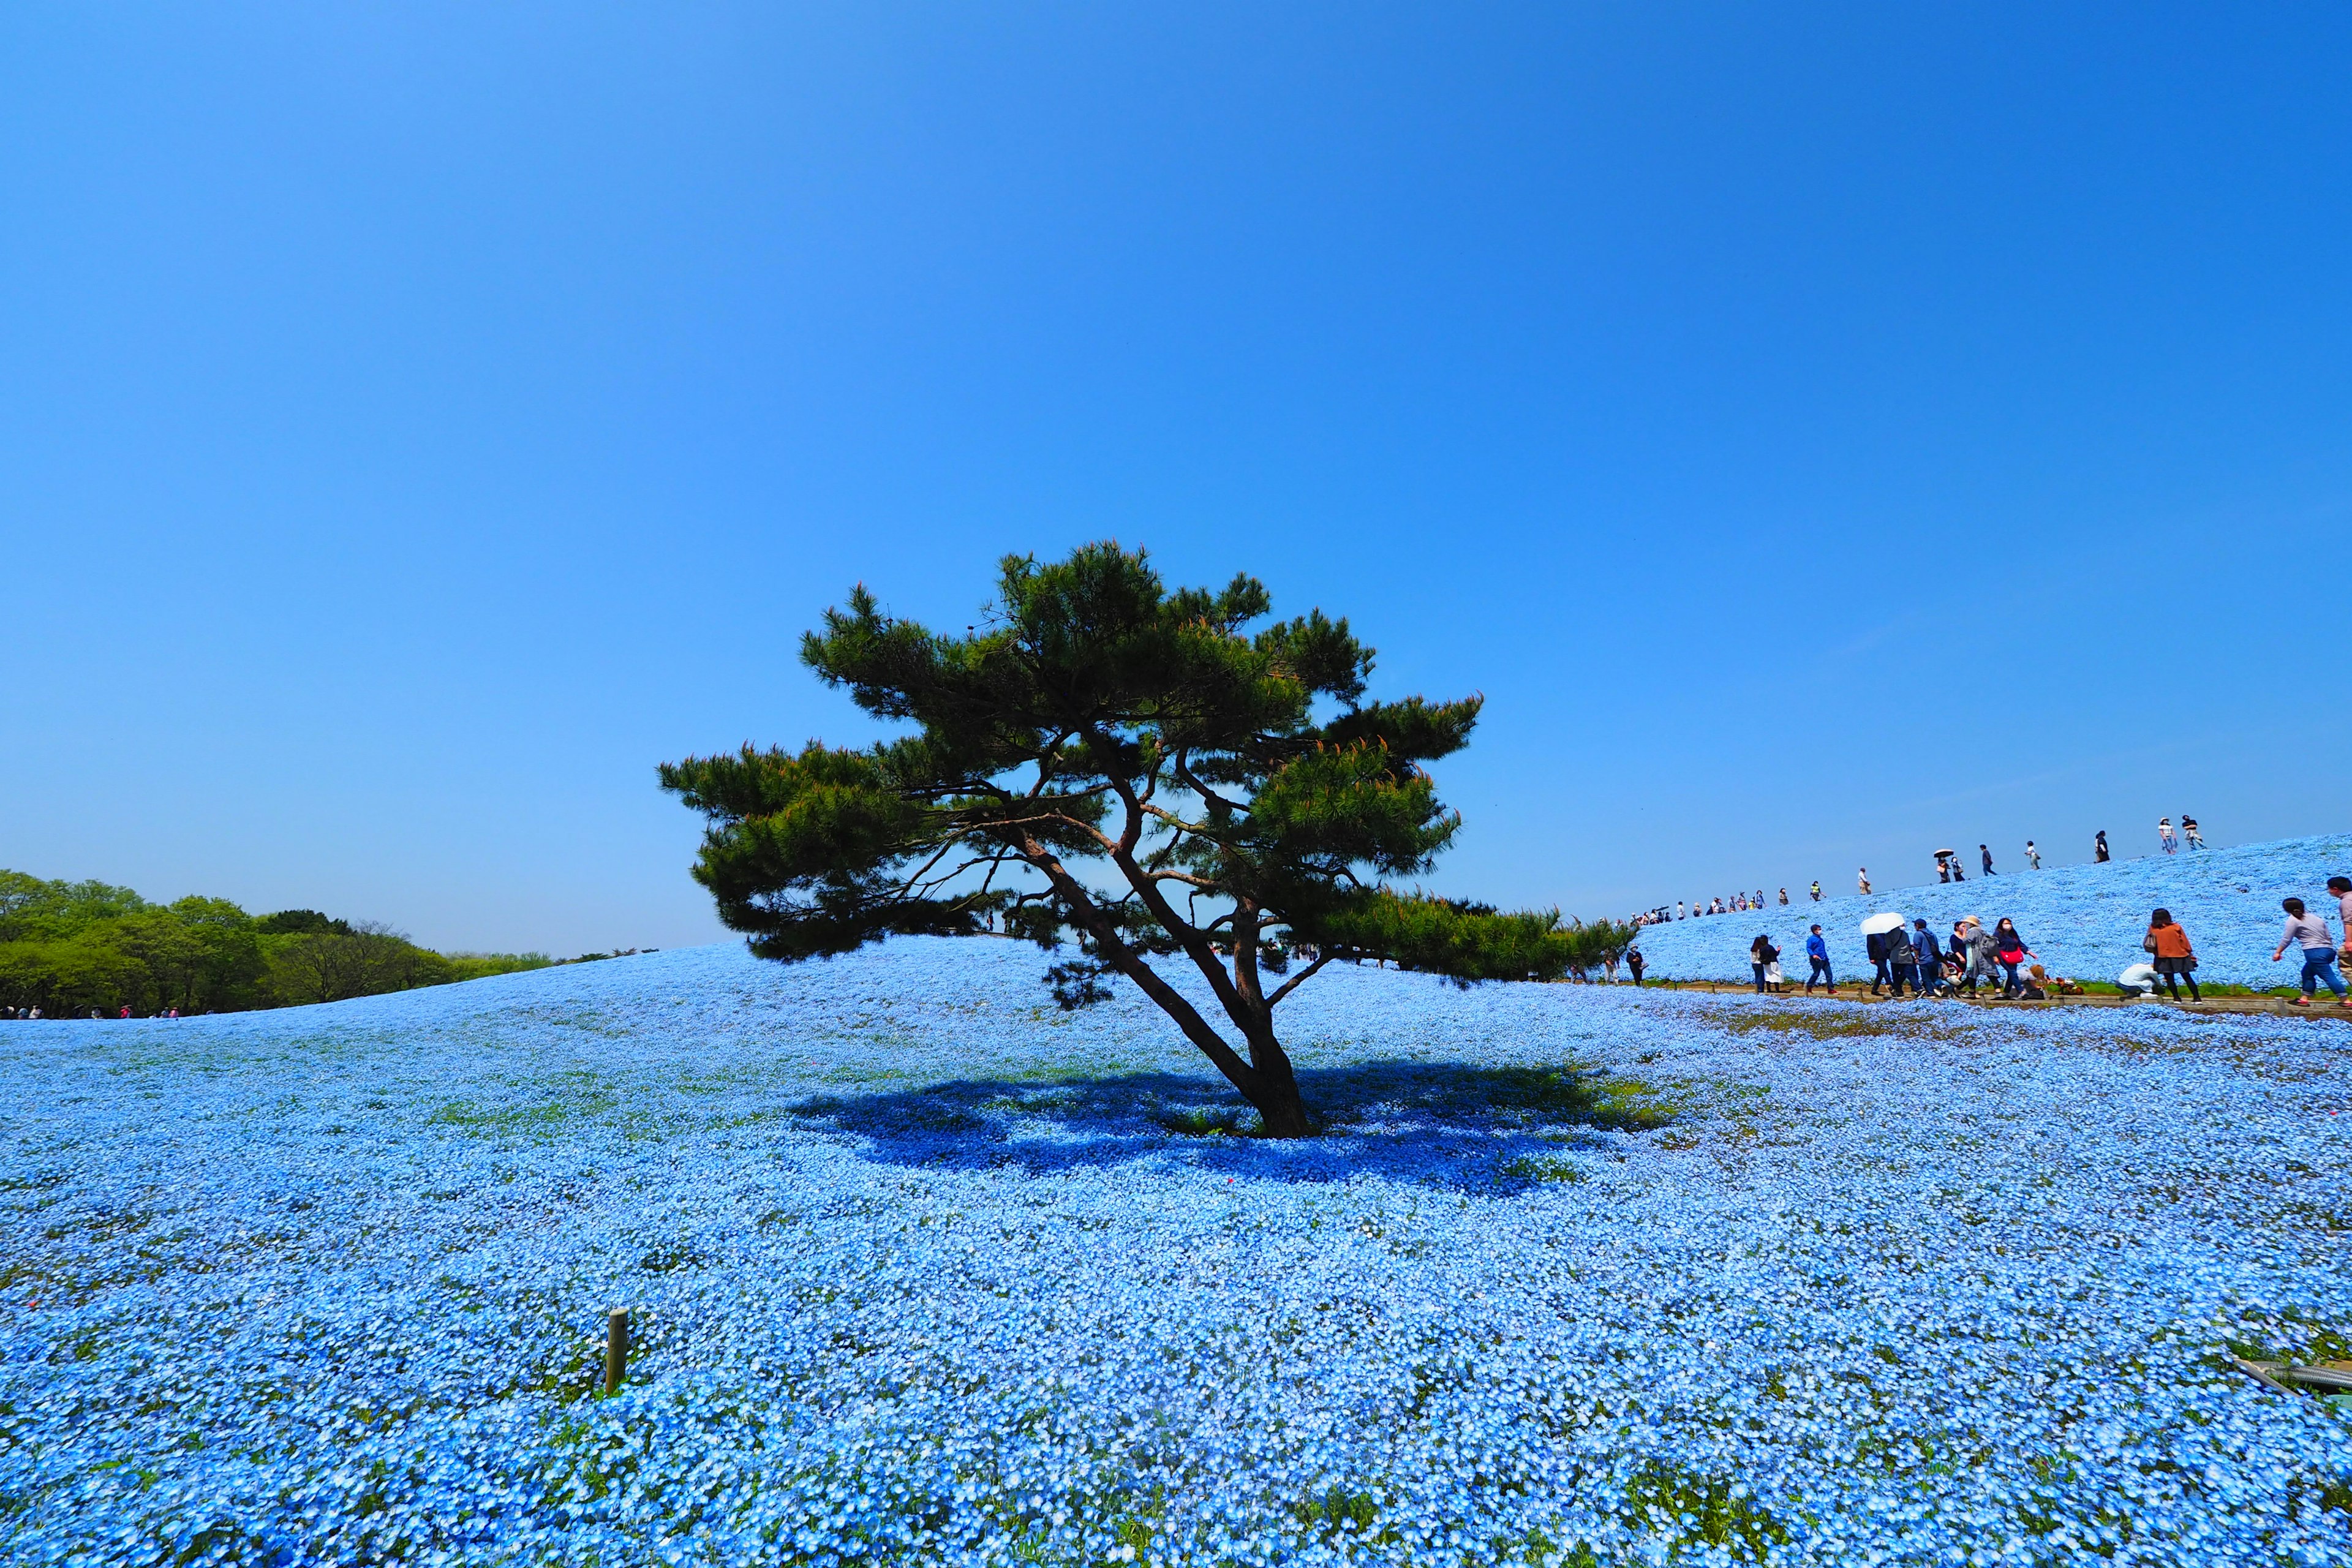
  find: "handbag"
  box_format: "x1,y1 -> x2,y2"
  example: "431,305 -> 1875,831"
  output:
2142,932 -> 2157,952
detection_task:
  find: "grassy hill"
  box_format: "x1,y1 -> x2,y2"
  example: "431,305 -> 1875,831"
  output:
1629,832 -> 2352,987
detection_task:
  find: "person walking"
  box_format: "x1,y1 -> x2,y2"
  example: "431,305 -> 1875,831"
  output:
1883,919 -> 1917,998
2182,817 -> 2204,850
2158,817 -> 2176,854
1810,881 -> 1822,902
1937,853 -> 1951,884
1858,867 -> 1872,895
1804,925 -> 1833,994
2273,897 -> 2350,1006
1627,948 -> 1646,987
2094,830 -> 2109,863
1980,843 -> 1996,876
1867,927 -> 1890,995
1750,933 -> 1779,995
1675,900 -> 1685,921
2332,877 -> 2352,970
2144,910 -> 2200,1002
2025,840 -> 2041,870
1990,918 -> 2037,997
1912,919 -> 1943,996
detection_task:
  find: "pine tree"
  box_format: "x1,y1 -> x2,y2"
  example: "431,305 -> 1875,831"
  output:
658,542 -> 1586,1137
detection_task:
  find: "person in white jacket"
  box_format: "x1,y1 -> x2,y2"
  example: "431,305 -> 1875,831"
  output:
2272,897 -> 2349,1006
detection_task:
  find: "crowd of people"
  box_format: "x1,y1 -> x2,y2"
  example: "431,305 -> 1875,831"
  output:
1634,818 -> 2211,929
1700,872 -> 2352,1009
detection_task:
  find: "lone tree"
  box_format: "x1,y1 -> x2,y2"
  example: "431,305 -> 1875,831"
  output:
659,542 -> 1602,1137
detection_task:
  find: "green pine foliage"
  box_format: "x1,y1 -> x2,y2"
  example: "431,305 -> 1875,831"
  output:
0,870 -> 559,1017
660,541 -> 1615,1136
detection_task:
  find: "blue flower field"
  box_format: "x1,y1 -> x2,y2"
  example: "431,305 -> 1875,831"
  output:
4,935 -> 2350,1566
1632,833 -> 2352,987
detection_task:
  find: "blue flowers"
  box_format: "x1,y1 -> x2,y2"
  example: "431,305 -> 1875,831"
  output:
2,935 -> 2348,1565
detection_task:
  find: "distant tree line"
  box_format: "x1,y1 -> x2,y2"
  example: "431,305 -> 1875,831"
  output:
0,870 -> 590,1017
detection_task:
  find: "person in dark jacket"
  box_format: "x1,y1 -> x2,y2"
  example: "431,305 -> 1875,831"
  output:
2094,830 -> 2109,862
1749,933 -> 1779,995
1991,918 -> 2037,997
1980,843 -> 1996,876
1883,921 -> 1916,997
1867,929 -> 1890,994
1804,925 -> 1833,994
1911,919 -> 1942,995
1626,948 -> 1646,987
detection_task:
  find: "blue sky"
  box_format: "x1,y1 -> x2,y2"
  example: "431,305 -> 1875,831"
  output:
5,4 -> 2348,953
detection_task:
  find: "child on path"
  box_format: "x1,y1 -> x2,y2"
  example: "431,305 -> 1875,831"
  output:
2145,910 -> 2199,1001
2272,898 -> 2350,1006
1804,925 -> 1833,994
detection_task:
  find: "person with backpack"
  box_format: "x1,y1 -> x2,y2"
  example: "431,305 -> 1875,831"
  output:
2273,897 -> 2350,1007
1912,919 -> 1943,996
1803,925 -> 1833,994
1991,918 -> 2037,997
1883,919 -> 1917,998
2144,910 -> 2199,1001
1750,933 -> 1781,995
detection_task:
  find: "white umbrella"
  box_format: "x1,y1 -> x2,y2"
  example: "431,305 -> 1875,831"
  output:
1859,912 -> 1905,937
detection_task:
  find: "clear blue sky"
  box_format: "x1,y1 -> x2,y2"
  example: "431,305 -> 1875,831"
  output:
5,5 -> 2348,954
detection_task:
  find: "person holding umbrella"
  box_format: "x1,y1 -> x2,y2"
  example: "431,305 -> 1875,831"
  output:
1883,916 -> 1917,998
1860,912 -> 1904,997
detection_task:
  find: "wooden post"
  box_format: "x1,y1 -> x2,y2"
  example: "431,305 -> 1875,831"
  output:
603,1307 -> 630,1395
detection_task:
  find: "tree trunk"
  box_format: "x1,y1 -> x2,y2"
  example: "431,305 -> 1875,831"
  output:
1238,1025 -> 1313,1137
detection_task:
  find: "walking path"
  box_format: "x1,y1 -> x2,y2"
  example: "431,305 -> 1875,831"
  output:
1623,978 -> 2350,1020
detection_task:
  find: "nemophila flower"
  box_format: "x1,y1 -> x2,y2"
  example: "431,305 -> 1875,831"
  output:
0,936 -> 2346,1565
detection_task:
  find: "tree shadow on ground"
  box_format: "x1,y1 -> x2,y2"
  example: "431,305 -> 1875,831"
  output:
788,1060 -> 1673,1194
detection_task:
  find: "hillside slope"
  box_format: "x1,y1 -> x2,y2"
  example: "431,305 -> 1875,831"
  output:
1628,832 -> 2352,986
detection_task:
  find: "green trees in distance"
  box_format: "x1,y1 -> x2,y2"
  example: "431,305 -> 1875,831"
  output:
660,541 -> 1621,1138
0,871 -> 583,1017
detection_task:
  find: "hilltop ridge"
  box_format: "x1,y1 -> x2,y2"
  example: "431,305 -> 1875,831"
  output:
1627,832 -> 2352,987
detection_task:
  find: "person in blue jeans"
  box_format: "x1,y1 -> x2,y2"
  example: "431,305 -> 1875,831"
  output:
1804,925 -> 1833,994
2273,897 -> 2350,1006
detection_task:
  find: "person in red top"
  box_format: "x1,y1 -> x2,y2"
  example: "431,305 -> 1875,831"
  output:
2145,909 -> 2199,1001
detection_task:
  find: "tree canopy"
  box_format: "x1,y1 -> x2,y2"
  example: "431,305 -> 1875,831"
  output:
660,542 -> 1624,1136
0,871 -> 561,1017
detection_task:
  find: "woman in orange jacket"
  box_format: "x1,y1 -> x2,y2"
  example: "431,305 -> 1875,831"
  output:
2146,909 -> 2199,1001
